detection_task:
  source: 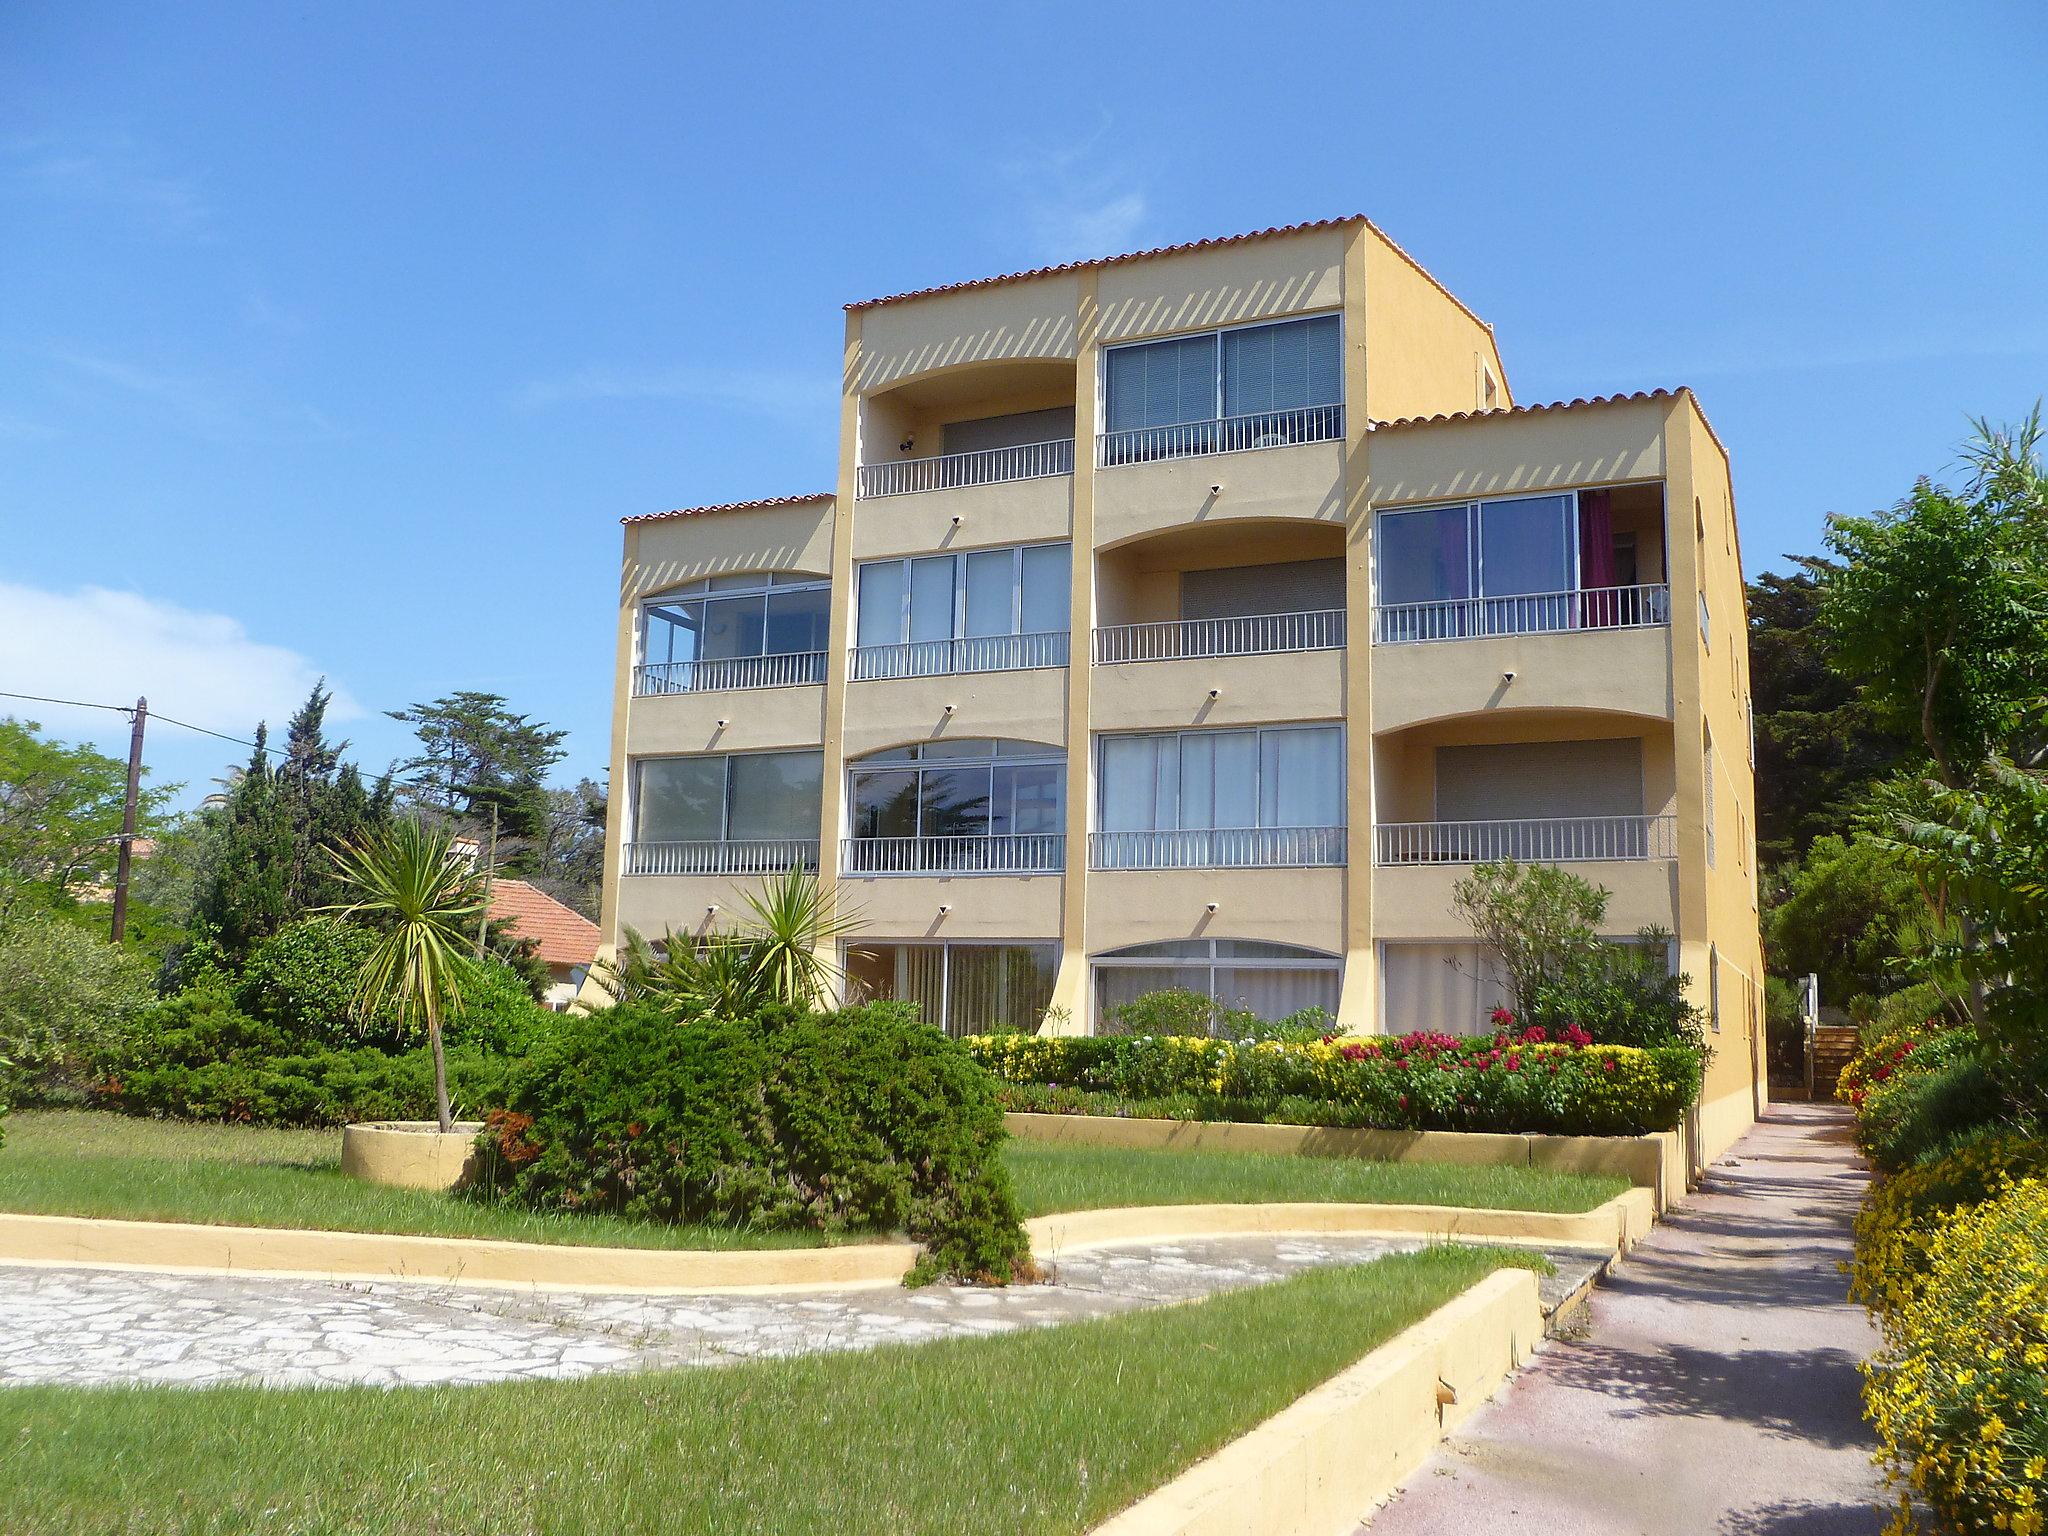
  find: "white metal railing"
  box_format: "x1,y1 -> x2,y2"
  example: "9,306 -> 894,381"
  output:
1093,608 -> 1345,664
840,834 -> 1065,875
1375,815 -> 1678,865
1098,403 -> 1344,468
1373,583 -> 1670,644
632,652 -> 827,695
849,630 -> 1069,680
1089,826 -> 1346,870
856,438 -> 1074,498
625,840 -> 820,876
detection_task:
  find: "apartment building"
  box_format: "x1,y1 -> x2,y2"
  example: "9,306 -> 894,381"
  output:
597,216 -> 1767,1161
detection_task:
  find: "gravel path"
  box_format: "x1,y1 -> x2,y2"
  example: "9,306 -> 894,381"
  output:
0,1233 -> 1603,1389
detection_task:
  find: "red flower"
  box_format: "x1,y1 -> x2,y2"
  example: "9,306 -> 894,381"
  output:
1518,1025 -> 1549,1045
1490,1007 -> 1516,1027
1601,1059 -> 1616,1073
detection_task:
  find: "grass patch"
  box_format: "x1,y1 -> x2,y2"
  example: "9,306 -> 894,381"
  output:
1004,1139 -> 1626,1216
0,1110 -> 1626,1250
0,1246 -> 1544,1536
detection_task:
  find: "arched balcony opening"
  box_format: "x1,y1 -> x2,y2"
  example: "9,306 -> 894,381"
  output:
1094,518 -> 1346,665
1372,709 -> 1678,866
857,360 -> 1077,498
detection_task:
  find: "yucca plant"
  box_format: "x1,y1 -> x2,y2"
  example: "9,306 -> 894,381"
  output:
738,865 -> 861,1009
323,819 -> 487,1132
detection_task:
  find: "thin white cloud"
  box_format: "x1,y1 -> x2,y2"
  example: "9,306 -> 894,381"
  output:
513,364 -> 836,420
999,122 -> 1152,265
48,349 -> 343,443
0,582 -> 363,746
2,136 -> 209,239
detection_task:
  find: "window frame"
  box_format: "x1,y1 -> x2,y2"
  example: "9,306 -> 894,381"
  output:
1091,938 -> 1342,1029
852,541 -> 1071,649
847,738 -> 1067,844
637,571 -> 832,670
842,939 -> 1060,1038
1374,493 -> 1585,609
1100,310 -> 1345,434
630,748 -> 824,846
1094,722 -> 1346,834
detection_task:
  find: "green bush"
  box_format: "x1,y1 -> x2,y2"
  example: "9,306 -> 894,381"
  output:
1856,1039 -> 2006,1172
96,986 -> 514,1126
1524,929 -> 1706,1051
236,918 -> 554,1055
967,1030 -> 1702,1138
1099,990 -> 1332,1044
481,1001 -> 1032,1283
0,910 -> 155,1103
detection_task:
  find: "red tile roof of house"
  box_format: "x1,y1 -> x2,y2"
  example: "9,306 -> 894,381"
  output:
622,493 -> 833,527
845,214 -> 1489,333
488,879 -> 601,970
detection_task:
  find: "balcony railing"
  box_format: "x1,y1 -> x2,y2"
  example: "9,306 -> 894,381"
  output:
856,438 -> 1074,499
632,651 -> 827,695
625,839 -> 820,876
840,834 -> 1065,875
1093,608 -> 1345,665
1089,826 -> 1346,870
849,630 -> 1069,680
1375,814 -> 1678,865
1098,403 -> 1344,468
1374,584 -> 1671,644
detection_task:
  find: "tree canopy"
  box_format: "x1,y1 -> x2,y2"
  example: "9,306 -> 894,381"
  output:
0,717 -> 168,919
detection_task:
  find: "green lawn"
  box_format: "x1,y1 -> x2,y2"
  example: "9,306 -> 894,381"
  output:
0,1246 -> 1542,1536
0,1109 -> 1625,1250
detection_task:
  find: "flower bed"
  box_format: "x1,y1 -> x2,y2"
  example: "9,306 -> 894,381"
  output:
965,1027 -> 1702,1139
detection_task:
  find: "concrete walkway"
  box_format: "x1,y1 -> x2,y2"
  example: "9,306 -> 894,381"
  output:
1365,1102 -> 1886,1535
0,1232 -> 1603,1390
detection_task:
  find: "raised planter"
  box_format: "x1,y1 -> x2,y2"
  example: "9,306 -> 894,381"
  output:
340,1121 -> 484,1192
1005,1112 -> 1689,1211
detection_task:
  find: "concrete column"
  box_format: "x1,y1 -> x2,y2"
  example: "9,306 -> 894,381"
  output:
1047,272 -> 1100,1036
1335,225 -> 1378,1034
816,312 -> 862,999
594,521 -> 642,961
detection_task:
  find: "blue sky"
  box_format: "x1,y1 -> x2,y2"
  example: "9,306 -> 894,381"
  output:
2,2 -> 2043,804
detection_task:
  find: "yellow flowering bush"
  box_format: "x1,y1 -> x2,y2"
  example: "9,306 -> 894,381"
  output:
1851,1135 -> 2048,1319
1864,1175 -> 2048,1535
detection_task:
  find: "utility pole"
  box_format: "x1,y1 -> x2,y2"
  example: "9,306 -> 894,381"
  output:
110,696 -> 147,944
474,799 -> 499,960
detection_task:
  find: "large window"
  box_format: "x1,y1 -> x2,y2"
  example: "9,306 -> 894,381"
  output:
844,942 -> 1057,1037
852,543 -> 1070,678
846,738 -> 1065,873
1093,939 -> 1340,1028
1375,491 -> 1672,642
629,751 -> 822,874
1094,724 -> 1344,868
638,573 -> 830,693
1102,314 -> 1342,463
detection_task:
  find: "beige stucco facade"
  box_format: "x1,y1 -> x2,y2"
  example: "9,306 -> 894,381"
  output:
598,216 -> 1767,1164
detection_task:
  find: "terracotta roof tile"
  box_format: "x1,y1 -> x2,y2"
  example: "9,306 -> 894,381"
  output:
622,494 -> 833,527
845,215 -> 1489,334
488,879 -> 601,970
1369,386 -> 1728,461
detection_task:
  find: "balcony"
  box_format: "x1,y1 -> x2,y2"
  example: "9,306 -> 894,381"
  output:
1098,403 -> 1344,469
632,651 -> 826,696
1373,584 -> 1670,645
625,839 -> 820,876
840,833 -> 1065,876
1374,814 -> 1677,866
849,630 -> 1068,681
1094,608 -> 1344,665
856,438 -> 1074,499
1089,826 -> 1346,870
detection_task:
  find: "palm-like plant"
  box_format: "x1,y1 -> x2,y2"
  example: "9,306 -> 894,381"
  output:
598,868 -> 860,1019
323,819 -> 486,1132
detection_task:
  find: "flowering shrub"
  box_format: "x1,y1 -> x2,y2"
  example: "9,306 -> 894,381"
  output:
1838,1017 -> 1953,1108
965,1027 -> 1700,1137
1851,1134 -> 2048,1319
1863,1174 -> 2048,1535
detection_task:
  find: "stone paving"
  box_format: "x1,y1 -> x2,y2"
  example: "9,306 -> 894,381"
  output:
0,1233 -> 1602,1390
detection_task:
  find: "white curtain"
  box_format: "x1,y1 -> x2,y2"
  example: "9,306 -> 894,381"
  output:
1381,943 -> 1510,1036
1260,727 -> 1343,827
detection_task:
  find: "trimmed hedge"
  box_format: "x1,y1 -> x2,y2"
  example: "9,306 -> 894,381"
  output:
481,1002 -> 1032,1284
93,987 -> 517,1127
965,1029 -> 1702,1138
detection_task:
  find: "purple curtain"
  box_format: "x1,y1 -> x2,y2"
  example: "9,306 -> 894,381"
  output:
1578,491 -> 1616,626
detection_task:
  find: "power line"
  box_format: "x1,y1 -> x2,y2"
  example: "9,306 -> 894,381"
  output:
0,688 -> 287,757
